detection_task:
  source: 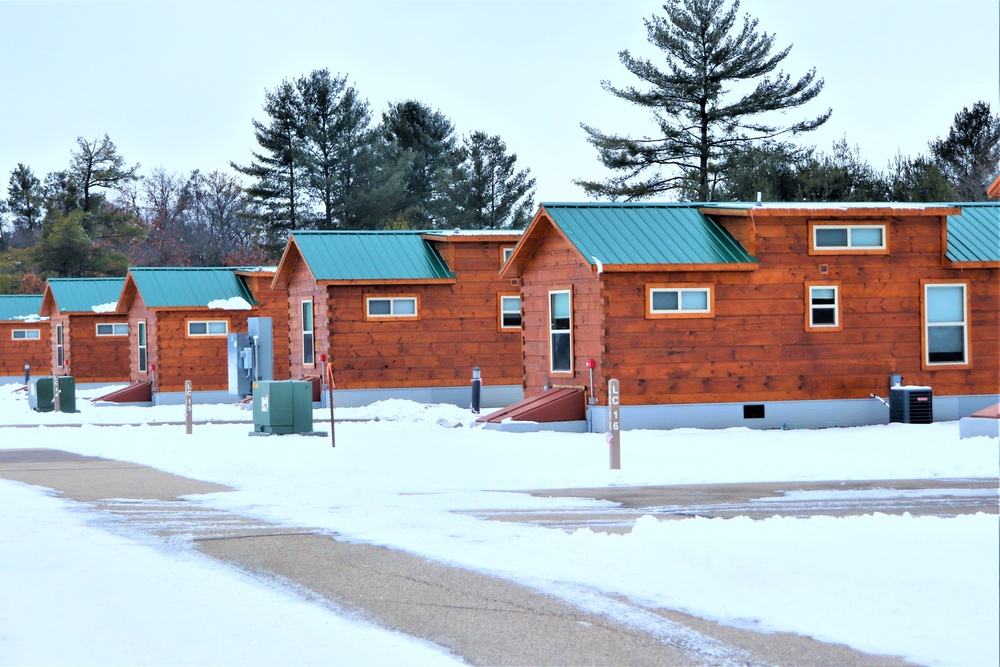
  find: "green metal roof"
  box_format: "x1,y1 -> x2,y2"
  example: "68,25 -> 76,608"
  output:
946,204 -> 1000,263
128,267 -> 257,308
0,295 -> 44,321
539,203 -> 758,266
291,231 -> 457,281
46,278 -> 126,313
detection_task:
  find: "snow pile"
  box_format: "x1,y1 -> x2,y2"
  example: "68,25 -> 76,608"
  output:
90,302 -> 117,313
207,297 -> 252,310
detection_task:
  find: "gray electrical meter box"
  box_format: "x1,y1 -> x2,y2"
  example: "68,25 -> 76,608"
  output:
252,380 -> 313,434
228,317 -> 274,399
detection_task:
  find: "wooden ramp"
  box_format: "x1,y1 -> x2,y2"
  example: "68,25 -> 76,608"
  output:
476,388 -> 585,424
91,382 -> 153,404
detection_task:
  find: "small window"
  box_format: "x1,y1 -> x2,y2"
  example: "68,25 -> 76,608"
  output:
96,323 -> 129,336
501,246 -> 515,266
137,321 -> 147,373
810,223 -> 887,254
365,296 -> 418,320
499,294 -> 521,330
806,284 -> 841,331
301,300 -> 315,366
647,285 -> 713,318
923,282 -> 969,366
56,324 -> 64,367
187,320 -> 229,337
12,329 -> 41,340
549,290 -> 572,373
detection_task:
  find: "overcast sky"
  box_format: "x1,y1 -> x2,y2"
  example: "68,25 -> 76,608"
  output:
1,0 -> 998,205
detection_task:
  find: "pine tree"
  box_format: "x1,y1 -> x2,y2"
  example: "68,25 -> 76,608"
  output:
577,0 -> 830,201
930,101 -> 1000,201
6,164 -> 44,246
70,135 -> 140,217
451,132 -> 536,229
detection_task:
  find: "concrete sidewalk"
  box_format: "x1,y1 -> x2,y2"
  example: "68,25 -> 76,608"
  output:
0,448 -> 915,666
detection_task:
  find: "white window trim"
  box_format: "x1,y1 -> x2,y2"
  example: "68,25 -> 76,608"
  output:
812,224 -> 887,251
301,299 -> 315,366
501,246 -> 515,265
137,320 -> 148,373
187,320 -> 229,337
56,324 -> 64,367
923,282 -> 969,367
548,289 -> 572,374
649,287 -> 713,315
95,322 -> 129,337
365,296 -> 418,319
499,294 -> 521,330
807,284 -> 840,329
12,329 -> 41,340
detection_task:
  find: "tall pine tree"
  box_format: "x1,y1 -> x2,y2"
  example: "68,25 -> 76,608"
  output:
930,101 -> 1000,201
577,0 -> 830,201
450,132 -> 536,229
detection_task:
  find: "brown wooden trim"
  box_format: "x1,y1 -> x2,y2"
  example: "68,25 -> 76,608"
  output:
497,292 -> 521,331
919,279 -> 972,371
363,293 -> 420,322
601,262 -> 759,273
317,278 -> 456,286
804,281 -> 843,332
749,206 -> 961,218
420,233 -> 521,244
943,260 -> 1000,269
645,283 -> 715,320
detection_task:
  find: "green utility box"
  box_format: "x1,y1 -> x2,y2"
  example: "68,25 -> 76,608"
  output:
28,377 -> 76,413
252,380 -> 313,434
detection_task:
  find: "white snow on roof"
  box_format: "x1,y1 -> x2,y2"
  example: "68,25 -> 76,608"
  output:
12,314 -> 48,322
91,302 -> 118,313
706,202 -> 958,211
207,296 -> 252,310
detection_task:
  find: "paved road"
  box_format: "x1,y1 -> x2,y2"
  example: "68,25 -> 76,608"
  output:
1,448 -> 926,666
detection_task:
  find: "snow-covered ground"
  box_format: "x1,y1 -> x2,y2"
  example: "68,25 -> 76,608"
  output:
1,383 -> 997,667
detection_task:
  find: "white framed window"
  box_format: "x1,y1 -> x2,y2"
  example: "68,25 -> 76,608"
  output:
137,321 -> 147,373
501,246 -> 515,266
499,294 -> 521,330
187,320 -> 229,337
96,322 -> 129,336
301,299 -> 315,366
365,296 -> 418,320
549,290 -> 572,373
647,285 -> 714,318
923,282 -> 969,366
806,283 -> 840,331
56,324 -> 64,367
12,329 -> 41,340
810,223 -> 887,253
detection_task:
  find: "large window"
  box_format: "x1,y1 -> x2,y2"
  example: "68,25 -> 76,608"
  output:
301,300 -> 315,366
137,321 -> 147,373
549,290 -> 572,373
805,283 -> 841,331
499,294 -> 521,330
96,322 -> 129,336
11,329 -> 41,340
810,223 -> 887,254
187,320 -> 229,337
647,285 -> 713,318
924,282 -> 968,366
56,324 -> 64,367
365,296 -> 418,320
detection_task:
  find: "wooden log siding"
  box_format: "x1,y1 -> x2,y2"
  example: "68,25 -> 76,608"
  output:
0,321 -> 50,377
593,211 -> 999,406
52,313 -> 131,383
284,238 -> 523,390
126,296 -> 155,384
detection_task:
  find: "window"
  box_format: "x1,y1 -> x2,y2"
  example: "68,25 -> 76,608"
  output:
187,320 -> 229,337
810,223 -> 887,254
501,246 -> 515,266
56,324 -> 64,367
806,284 -> 841,331
647,285 -> 713,318
96,322 -> 129,336
923,282 -> 968,366
499,294 -> 521,330
301,300 -> 315,366
12,329 -> 41,340
549,290 -> 572,373
365,296 -> 418,320
137,321 -> 147,373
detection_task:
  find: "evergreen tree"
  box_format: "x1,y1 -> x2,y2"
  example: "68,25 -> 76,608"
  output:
232,79 -> 308,252
450,132 -> 536,229
6,164 -> 44,247
885,154 -> 954,202
379,100 -> 459,227
795,139 -> 888,202
577,0 -> 830,201
930,101 -> 1000,201
715,141 -> 805,201
35,210 -> 92,277
70,134 -> 140,219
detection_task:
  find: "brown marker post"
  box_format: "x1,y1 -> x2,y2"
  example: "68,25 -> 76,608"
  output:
608,379 -> 621,469
185,380 -> 193,435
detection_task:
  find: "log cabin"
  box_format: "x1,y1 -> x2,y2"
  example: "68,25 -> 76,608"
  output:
500,202 -> 1000,429
39,278 -> 130,384
0,295 -> 49,383
271,229 -> 524,408
115,267 -> 289,404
